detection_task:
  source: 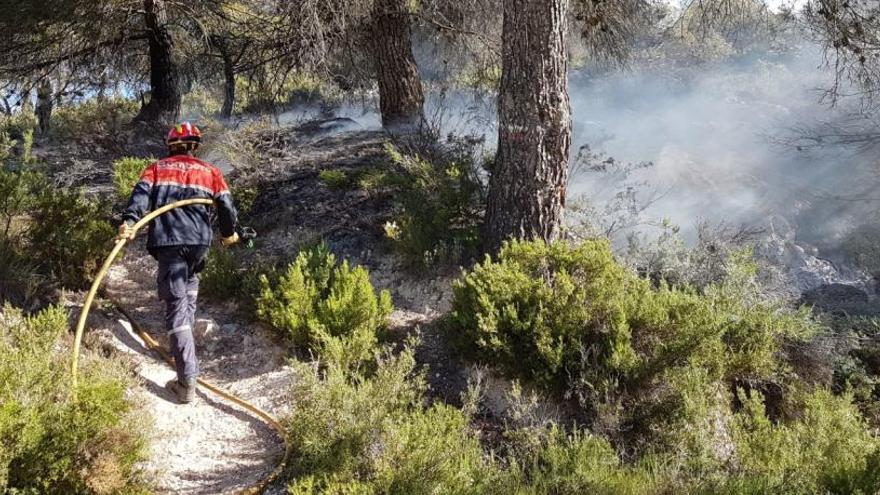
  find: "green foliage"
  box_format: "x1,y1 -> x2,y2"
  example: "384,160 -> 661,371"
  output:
283,341 -> 671,495
0,305 -> 149,494
446,238 -> 880,492
450,239 -> 814,397
318,169 -> 351,190
0,166 -> 111,296
20,129 -> 35,165
825,315 -> 880,425
181,84 -> 224,117
0,112 -> 37,141
0,131 -> 14,162
0,166 -> 47,305
200,247 -> 264,305
112,157 -> 153,202
50,98 -> 138,143
0,245 -> 45,308
232,184 -> 258,219
383,143 -> 484,269
0,165 -> 45,241
285,344 -> 501,494
0,113 -> 37,166
27,187 -> 115,288
716,388 -> 880,494
318,167 -> 390,193
256,245 -> 393,368
501,427 -> 666,495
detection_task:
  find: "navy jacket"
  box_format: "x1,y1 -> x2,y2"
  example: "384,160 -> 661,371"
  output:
122,154 -> 238,251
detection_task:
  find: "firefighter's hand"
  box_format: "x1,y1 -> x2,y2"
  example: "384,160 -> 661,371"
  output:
220,232 -> 240,247
116,223 -> 135,241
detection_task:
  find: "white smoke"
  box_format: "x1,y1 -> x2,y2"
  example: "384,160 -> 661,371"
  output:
568,47 -> 875,240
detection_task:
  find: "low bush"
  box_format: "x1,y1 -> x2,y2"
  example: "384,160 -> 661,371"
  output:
28,186 -> 115,288
50,98 -> 138,143
231,184 -> 258,219
0,165 -> 112,294
0,131 -> 14,162
0,246 -> 46,308
256,244 -> 392,368
450,239 -> 814,396
382,143 -> 485,269
200,246 -> 264,305
718,388 -> 880,494
0,165 -> 45,241
112,157 -> 153,202
284,341 -> 673,495
449,238 -> 822,473
285,343 -> 502,494
0,111 -> 37,141
823,315 -> 880,425
502,426 -> 667,495
0,304 -> 150,494
318,169 -> 351,190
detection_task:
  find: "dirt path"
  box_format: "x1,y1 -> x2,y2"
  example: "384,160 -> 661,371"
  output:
94,245 -> 292,494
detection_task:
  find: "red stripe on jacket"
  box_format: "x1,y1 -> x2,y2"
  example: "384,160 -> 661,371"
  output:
139,156 -> 230,197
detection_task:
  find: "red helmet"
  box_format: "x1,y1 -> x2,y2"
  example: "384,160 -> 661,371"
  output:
166,122 -> 202,146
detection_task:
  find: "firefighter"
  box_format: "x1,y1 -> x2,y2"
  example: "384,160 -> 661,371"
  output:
35,80 -> 53,137
117,122 -> 239,404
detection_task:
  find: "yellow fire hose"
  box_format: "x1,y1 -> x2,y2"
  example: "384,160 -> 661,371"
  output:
70,198 -> 288,494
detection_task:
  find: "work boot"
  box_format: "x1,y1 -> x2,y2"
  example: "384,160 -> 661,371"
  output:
166,377 -> 197,404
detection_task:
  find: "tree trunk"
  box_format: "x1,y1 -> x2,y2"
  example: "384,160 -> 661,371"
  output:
217,38 -> 236,119
371,0 -> 425,130
483,0 -> 572,253
136,0 -> 181,123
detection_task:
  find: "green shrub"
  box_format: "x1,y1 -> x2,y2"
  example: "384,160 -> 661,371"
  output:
256,244 -> 393,368
714,388 -> 880,494
232,183 -> 258,219
0,304 -> 150,493
450,239 -> 814,397
318,169 -> 352,190
0,131 -> 15,162
318,168 -> 389,193
112,157 -> 153,202
285,344 -> 501,494
502,427 -> 667,495
27,187 -> 115,288
446,239 -> 880,490
0,111 -> 37,141
383,143 -> 484,269
284,341 -> 671,495
51,98 -> 138,143
0,245 -> 45,308
200,247 -> 264,305
20,128 -> 35,165
0,165 -> 45,241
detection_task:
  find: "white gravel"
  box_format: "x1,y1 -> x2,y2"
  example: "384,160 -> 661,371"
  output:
94,246 -> 293,494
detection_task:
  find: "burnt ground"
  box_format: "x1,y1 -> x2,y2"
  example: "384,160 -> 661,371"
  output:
212,119 -> 473,405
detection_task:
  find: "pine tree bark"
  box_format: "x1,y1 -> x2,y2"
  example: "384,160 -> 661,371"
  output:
371,0 -> 425,130
483,0 -> 572,253
136,0 -> 181,123
217,39 -> 236,119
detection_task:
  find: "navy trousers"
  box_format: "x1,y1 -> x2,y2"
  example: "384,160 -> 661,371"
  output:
155,245 -> 208,381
